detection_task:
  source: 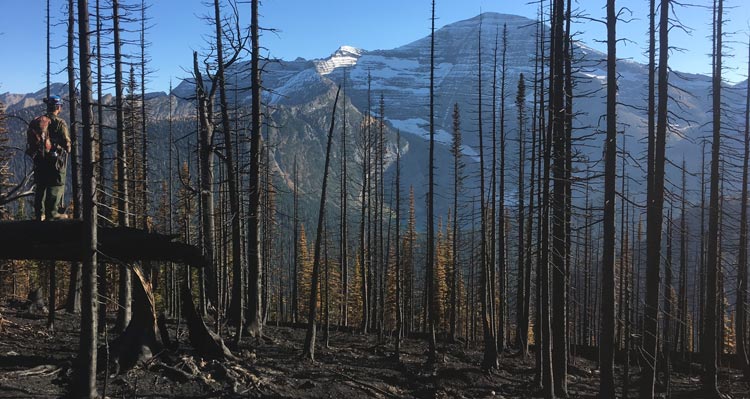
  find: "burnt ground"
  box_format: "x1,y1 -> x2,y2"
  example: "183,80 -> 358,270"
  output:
0,301 -> 749,398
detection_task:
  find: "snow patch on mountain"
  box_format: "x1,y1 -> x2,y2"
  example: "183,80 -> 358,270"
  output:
388,117 -> 480,162
269,68 -> 324,104
581,68 -> 606,83
315,46 -> 364,75
348,57 -> 455,96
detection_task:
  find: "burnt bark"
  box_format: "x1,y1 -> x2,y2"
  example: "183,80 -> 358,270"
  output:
302,87 -> 341,361
73,0 -> 98,395
599,0 -> 617,396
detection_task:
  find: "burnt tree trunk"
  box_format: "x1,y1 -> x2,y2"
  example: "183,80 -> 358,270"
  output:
599,0 -> 617,396
73,0 -> 97,395
112,0 -> 132,333
302,87 -> 341,361
425,0 -> 438,363
245,0 -> 264,338
703,0 -> 723,395
737,39 -> 750,381
65,0 -> 82,315
212,0 -> 246,342
640,0 -> 670,396
550,0 -> 568,394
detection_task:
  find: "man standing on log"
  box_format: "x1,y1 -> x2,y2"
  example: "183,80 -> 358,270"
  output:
26,95 -> 70,221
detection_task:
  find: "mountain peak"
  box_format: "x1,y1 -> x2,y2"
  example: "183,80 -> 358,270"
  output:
315,45 -> 364,76
334,45 -> 363,57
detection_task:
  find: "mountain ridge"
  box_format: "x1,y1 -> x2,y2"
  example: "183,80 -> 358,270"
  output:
2,12 -> 746,227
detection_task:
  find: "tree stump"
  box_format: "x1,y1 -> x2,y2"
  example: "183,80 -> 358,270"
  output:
110,264 -> 162,373
181,280 -> 235,361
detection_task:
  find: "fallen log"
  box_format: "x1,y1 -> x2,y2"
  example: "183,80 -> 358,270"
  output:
0,220 -> 206,267
0,220 -> 215,374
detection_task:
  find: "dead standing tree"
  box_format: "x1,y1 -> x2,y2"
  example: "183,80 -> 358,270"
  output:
302,86 -> 341,361
599,0 -> 617,396
246,0 -> 264,339
477,14 -> 498,371
191,0 -> 247,334
65,0 -> 82,314
550,0 -> 569,394
737,39 -> 750,381
641,0 -> 670,396
113,0 -> 132,333
426,0 -> 439,363
211,0 -> 246,343
703,0 -> 724,395
73,0 -> 96,395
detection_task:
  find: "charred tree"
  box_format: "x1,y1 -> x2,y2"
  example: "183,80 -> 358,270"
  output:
72,0 -> 98,394
340,71 -> 349,328
640,0 -> 670,396
395,129 -> 403,359
550,0 -> 568,394
516,71 -> 528,356
425,0 -> 438,363
599,0 -> 617,396
293,156 -> 299,323
211,0 -> 247,341
737,39 -> 750,380
496,24 -> 509,354
302,87 -> 341,361
477,15 -> 498,371
113,0 -> 132,333
192,51 -> 218,322
450,103 -> 464,341
703,0 -> 723,394
65,0 -> 82,314
245,0 -> 264,338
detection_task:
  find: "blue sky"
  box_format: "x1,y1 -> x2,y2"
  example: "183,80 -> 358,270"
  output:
0,0 -> 748,94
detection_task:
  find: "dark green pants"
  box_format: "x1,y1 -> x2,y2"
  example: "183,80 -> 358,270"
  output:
34,184 -> 65,220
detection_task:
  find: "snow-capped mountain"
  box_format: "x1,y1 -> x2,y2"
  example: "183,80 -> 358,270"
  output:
240,11 -> 739,216
3,12 -> 745,227
315,46 -> 364,76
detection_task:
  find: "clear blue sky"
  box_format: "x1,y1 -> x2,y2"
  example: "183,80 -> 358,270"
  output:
0,0 -> 748,94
